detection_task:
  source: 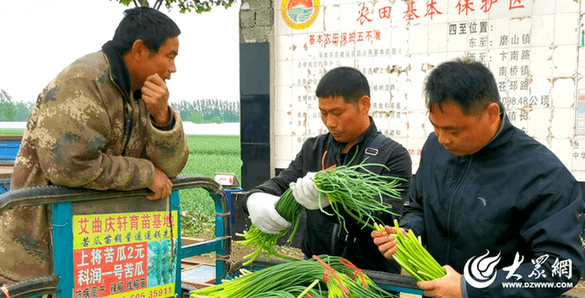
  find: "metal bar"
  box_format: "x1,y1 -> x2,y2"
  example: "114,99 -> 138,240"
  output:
0,174 -> 223,211
363,269 -> 424,295
0,175 -> 228,295
379,284 -> 425,295
181,239 -> 224,258
171,190 -> 182,297
212,192 -> 231,284
52,201 -> 73,298
0,275 -> 59,298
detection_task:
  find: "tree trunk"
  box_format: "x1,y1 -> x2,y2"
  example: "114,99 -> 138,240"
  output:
137,0 -> 150,7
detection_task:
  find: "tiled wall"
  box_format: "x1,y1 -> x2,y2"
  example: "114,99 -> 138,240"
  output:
273,0 -> 585,178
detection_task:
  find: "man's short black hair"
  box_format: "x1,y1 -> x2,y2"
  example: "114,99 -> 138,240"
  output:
316,67 -> 370,104
112,7 -> 181,55
424,57 -> 503,115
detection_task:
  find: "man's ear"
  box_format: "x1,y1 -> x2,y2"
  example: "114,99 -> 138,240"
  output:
359,95 -> 371,115
129,39 -> 148,61
486,102 -> 501,122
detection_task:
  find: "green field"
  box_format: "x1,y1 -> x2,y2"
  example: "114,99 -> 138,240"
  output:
0,128 -> 25,135
179,135 -> 242,236
0,129 -> 241,236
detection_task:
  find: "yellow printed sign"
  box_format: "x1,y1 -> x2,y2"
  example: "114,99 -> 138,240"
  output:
72,211 -> 178,298
73,211 -> 178,250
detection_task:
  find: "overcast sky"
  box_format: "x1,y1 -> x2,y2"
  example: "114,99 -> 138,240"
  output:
0,0 -> 240,104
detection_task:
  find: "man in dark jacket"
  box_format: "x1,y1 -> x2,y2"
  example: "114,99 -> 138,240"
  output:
241,66 -> 412,272
372,58 -> 584,297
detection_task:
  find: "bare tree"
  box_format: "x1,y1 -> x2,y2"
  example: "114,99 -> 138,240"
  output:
111,0 -> 235,13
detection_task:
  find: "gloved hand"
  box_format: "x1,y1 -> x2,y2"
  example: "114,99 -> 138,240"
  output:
246,192 -> 291,234
289,172 -> 330,210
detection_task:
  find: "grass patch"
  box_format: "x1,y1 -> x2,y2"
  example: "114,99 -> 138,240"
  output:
0,128 -> 24,136
178,135 -> 242,236
186,135 -> 240,156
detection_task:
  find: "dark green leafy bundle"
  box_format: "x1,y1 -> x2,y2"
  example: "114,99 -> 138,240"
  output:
189,255 -> 396,298
236,189 -> 303,265
313,161 -> 405,232
236,156 -> 405,265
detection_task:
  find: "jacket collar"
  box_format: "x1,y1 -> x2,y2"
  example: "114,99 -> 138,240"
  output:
102,41 -> 132,102
329,116 -> 378,156
356,116 -> 378,145
476,113 -> 515,155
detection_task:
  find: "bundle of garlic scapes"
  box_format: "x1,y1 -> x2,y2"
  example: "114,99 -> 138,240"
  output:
389,219 -> 446,281
236,157 -> 405,265
190,255 -> 396,298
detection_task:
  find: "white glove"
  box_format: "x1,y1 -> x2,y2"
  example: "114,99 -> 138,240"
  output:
289,172 -> 330,210
246,192 -> 291,234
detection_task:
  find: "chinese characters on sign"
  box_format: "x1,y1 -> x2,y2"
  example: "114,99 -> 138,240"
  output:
276,0 -> 582,173
309,31 -> 381,46
352,0 -> 525,24
293,1 -> 537,142
73,211 -> 178,298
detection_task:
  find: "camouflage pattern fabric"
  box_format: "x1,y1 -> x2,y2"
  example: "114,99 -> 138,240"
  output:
0,51 -> 189,284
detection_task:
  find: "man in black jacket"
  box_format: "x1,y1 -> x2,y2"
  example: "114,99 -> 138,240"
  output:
372,58 -> 584,297
241,66 -> 412,272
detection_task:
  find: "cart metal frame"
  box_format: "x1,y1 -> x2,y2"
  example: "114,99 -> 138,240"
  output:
0,174 -> 231,298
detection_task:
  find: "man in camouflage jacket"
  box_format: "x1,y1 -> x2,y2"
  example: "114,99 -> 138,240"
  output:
0,7 -> 189,284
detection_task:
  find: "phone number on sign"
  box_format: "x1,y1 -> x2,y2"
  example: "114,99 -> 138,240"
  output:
127,285 -> 174,298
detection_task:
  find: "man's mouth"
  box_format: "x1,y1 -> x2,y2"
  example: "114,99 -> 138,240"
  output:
445,147 -> 466,156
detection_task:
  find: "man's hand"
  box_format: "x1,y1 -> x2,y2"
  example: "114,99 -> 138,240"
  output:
246,192 -> 291,234
417,265 -> 463,298
147,167 -> 172,200
371,225 -> 406,259
142,73 -> 170,126
290,172 -> 329,210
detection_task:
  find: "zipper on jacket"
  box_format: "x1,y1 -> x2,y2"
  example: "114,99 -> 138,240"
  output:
121,101 -> 133,155
445,155 -> 473,265
111,78 -> 133,156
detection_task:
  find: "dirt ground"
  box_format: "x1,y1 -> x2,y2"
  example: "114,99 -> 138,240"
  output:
231,240 -> 306,262
181,231 -> 305,266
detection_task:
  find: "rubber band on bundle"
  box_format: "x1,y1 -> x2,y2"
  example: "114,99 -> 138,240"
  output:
339,257 -> 367,288
1,286 -> 9,298
312,255 -> 349,297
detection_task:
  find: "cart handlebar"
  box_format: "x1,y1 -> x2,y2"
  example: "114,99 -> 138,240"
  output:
0,275 -> 59,298
0,174 -> 224,211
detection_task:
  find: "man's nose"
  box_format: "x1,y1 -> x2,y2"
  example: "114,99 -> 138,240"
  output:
436,129 -> 451,145
170,60 -> 177,73
324,116 -> 336,128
